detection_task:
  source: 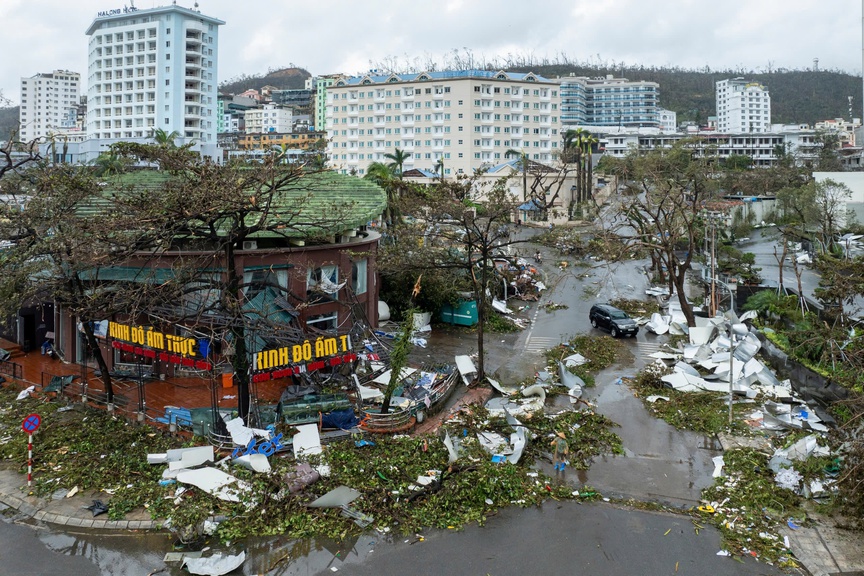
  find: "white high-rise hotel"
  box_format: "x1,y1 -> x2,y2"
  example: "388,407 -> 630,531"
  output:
715,78 -> 771,133
18,70 -> 81,142
82,4 -> 223,160
326,70 -> 560,176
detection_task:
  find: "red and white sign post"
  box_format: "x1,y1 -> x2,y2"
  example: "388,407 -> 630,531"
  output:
21,414 -> 41,488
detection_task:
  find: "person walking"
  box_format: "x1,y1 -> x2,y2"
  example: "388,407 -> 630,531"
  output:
551,431 -> 569,472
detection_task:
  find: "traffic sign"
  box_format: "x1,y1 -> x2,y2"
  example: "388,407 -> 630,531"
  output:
22,413 -> 41,433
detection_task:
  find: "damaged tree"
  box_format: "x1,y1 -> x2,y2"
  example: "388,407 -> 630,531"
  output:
601,141 -> 720,327
107,143 -> 364,423
0,161 -> 178,404
380,179 -> 527,381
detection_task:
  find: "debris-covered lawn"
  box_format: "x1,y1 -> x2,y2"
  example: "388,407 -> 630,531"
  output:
543,334 -> 626,388
0,375 -> 623,543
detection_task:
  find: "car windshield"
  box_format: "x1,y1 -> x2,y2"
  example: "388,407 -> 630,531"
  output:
610,311 -> 629,319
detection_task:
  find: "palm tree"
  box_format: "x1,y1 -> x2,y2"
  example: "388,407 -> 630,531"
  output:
505,148 -> 529,201
434,158 -> 445,181
562,129 -> 586,209
581,132 -> 599,202
151,128 -> 180,148
384,148 -> 410,180
364,161 -> 399,225
92,152 -> 128,177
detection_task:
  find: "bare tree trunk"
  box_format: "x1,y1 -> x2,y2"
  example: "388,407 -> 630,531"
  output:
774,242 -> 788,294
791,257 -> 809,316
82,320 -> 114,404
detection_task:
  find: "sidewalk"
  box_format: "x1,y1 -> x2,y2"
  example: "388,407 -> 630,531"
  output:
782,514 -> 864,576
0,467 -> 162,531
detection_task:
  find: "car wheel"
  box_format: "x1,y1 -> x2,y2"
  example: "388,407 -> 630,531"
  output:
610,327 -> 618,338
591,318 -> 598,328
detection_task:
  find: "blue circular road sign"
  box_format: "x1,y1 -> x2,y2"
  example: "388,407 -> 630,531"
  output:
22,413 -> 41,433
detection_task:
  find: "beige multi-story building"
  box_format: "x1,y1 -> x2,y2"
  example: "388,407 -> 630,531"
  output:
19,70 -> 81,142
325,70 -> 560,176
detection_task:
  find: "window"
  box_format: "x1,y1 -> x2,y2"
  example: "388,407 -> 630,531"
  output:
351,259 -> 367,295
307,265 -> 339,301
306,312 -> 337,332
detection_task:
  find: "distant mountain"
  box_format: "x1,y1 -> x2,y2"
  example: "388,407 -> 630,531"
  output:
219,66 -> 311,95
514,64 -> 861,126
0,106 -> 19,140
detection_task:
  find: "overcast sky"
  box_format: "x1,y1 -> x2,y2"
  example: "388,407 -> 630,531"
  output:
1,0 -> 861,104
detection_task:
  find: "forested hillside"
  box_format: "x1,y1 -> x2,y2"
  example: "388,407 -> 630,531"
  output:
520,64 -> 860,126
219,66 -> 310,95
0,106 -> 19,141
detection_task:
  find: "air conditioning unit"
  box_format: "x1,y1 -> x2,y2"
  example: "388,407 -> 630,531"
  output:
242,240 -> 257,250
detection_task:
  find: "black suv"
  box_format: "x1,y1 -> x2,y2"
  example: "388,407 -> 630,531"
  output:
589,304 -> 639,338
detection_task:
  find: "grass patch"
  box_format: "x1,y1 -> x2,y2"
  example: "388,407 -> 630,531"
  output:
628,362 -> 754,435
608,298 -> 659,317
543,334 -> 625,389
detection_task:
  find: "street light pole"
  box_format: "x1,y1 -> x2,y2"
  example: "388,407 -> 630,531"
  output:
728,332 -> 735,424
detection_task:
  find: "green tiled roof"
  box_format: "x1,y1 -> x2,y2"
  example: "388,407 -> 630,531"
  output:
83,170 -> 386,239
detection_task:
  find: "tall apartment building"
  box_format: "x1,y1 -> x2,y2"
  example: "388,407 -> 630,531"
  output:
559,75 -> 660,129
19,70 -> 81,142
326,70 -> 559,176
82,4 -> 224,160
716,78 -> 771,133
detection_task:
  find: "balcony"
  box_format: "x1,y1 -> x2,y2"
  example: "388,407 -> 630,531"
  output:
401,92 -> 414,101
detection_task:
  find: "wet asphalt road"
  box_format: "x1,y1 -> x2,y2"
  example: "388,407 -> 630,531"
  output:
0,225 -> 784,575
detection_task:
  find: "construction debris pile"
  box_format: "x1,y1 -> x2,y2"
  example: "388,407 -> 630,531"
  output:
636,308 -> 841,564
499,257 -> 547,302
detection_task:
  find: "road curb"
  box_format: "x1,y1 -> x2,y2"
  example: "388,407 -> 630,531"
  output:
0,469 -> 163,531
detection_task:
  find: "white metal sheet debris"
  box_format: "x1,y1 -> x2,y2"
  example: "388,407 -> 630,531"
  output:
478,431 -> 510,454
455,355 -> 477,386
233,453 -> 271,473
558,362 -> 584,394
442,430 -> 459,463
175,467 -> 250,502
293,424 -> 322,459
689,326 -> 715,345
645,395 -> 670,403
183,551 -> 246,576
308,485 -> 361,508
491,298 -> 513,315
507,426 -> 527,464
645,313 -> 670,335
562,353 -> 587,367
167,446 -> 215,471
521,384 -> 546,403
224,417 -> 269,447
712,455 -> 725,478
372,367 -> 417,385
487,378 -> 518,396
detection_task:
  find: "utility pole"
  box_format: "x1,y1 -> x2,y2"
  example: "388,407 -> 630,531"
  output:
710,217 -> 717,317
